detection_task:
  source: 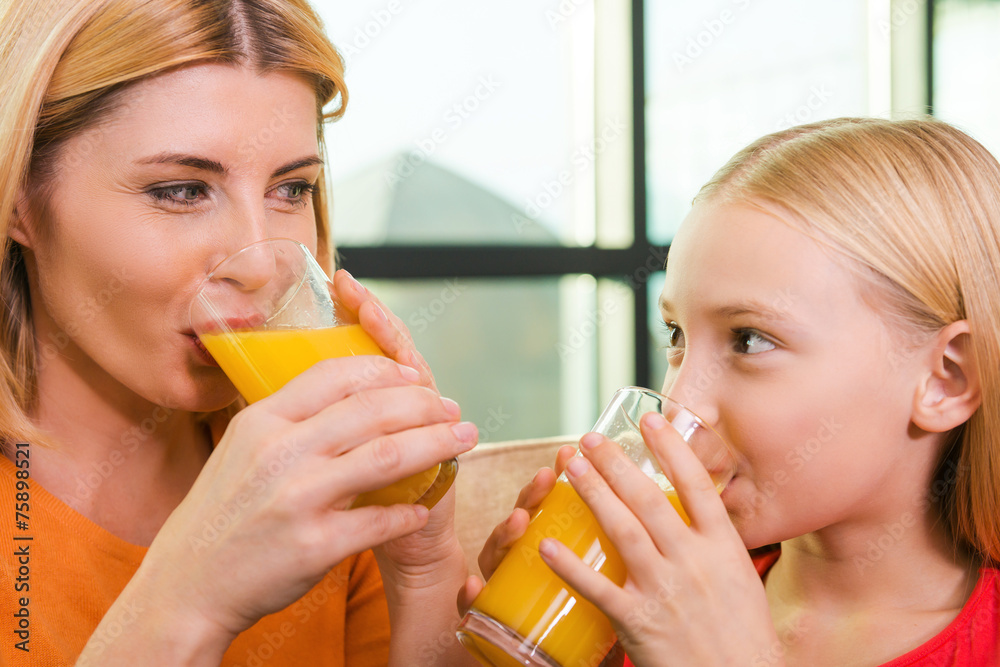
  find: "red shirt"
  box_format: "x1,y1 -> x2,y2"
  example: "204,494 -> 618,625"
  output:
623,549 -> 1000,667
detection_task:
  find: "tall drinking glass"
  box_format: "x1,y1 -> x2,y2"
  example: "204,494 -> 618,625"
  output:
456,386 -> 735,667
189,238 -> 457,509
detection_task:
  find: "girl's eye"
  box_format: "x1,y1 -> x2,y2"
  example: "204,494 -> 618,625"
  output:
734,328 -> 775,355
659,321 -> 685,358
148,183 -> 206,206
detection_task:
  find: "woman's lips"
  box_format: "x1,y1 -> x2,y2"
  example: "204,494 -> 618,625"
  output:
187,333 -> 219,367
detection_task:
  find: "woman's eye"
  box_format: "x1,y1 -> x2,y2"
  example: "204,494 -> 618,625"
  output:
148,183 -> 206,205
274,181 -> 317,204
734,328 -> 775,355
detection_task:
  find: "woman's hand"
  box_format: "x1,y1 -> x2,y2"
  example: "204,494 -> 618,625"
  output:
536,413 -> 779,667
457,444 -> 577,614
130,353 -> 477,644
332,269 -> 438,392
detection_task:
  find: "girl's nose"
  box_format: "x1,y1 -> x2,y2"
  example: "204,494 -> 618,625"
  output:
212,240 -> 277,293
660,358 -> 720,427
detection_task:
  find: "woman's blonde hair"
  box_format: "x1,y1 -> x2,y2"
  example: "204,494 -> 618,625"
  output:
0,0 -> 347,448
696,117 -> 1000,562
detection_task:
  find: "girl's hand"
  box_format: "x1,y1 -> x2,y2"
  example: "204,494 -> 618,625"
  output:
135,354 -> 476,641
538,414 -> 780,667
457,445 -> 577,614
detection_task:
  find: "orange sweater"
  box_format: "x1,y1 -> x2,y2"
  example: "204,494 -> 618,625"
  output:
0,449 -> 391,666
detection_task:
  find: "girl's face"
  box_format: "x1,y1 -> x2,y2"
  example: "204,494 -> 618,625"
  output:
16,64 -> 323,414
660,200 -> 929,548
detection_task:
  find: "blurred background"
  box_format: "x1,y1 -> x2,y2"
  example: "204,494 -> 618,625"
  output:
312,0 -> 1000,442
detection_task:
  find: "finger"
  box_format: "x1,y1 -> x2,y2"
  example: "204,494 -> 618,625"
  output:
260,355 -> 421,421
513,467 -> 558,511
553,445 -> 577,477
538,536 -> 631,628
578,431 -> 689,555
300,385 -> 461,456
640,412 -> 727,531
332,270 -> 431,374
316,503 -> 430,560
478,507 -> 531,579
457,575 -> 484,616
317,421 -> 478,505
356,300 -> 438,392
563,444 -> 665,575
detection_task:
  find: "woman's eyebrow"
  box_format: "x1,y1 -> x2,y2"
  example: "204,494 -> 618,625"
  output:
137,152 -> 226,173
134,154 -> 324,178
272,155 -> 323,178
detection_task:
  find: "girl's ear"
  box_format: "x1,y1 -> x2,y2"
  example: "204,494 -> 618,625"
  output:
9,188 -> 34,248
911,320 -> 981,433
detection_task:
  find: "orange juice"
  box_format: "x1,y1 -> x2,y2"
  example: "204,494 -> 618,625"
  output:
462,478 -> 691,667
199,324 -> 450,508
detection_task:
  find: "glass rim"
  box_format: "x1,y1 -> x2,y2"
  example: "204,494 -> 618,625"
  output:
611,385 -> 729,448
202,237 -> 312,282
190,237 -> 322,334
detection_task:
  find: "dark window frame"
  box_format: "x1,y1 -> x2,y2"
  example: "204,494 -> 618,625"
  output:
338,0 -> 662,389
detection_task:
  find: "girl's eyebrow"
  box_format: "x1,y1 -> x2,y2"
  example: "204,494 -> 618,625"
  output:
659,296 -> 800,325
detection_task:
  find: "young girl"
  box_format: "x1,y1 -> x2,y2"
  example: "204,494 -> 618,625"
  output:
466,117 -> 1000,666
0,1 -> 479,665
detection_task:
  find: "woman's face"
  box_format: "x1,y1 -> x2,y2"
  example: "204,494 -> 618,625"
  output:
659,200 -> 930,548
17,64 -> 323,413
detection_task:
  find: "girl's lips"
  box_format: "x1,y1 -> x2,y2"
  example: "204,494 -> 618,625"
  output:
187,333 -> 219,367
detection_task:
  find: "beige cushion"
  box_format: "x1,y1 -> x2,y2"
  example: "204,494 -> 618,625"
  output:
454,435 -> 580,579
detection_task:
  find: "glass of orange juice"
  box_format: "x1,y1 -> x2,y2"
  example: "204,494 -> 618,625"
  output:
456,386 -> 735,667
189,238 -> 457,509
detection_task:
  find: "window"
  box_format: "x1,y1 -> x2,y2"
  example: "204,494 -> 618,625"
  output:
313,0 -> 940,441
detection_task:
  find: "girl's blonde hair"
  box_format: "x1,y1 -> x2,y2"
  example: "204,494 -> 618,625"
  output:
0,0 -> 347,448
696,117 -> 1000,562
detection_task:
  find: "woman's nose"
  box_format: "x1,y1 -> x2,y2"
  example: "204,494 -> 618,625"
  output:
213,240 -> 277,292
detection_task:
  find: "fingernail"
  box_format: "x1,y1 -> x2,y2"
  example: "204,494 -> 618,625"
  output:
539,538 -> 558,559
567,457 -> 588,477
343,270 -> 365,296
580,432 -> 602,450
372,302 -> 389,324
399,365 -> 421,382
441,397 -> 461,418
643,413 -> 667,430
451,421 -> 478,444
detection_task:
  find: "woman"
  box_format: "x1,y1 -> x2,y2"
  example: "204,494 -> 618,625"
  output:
0,1 -> 478,664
